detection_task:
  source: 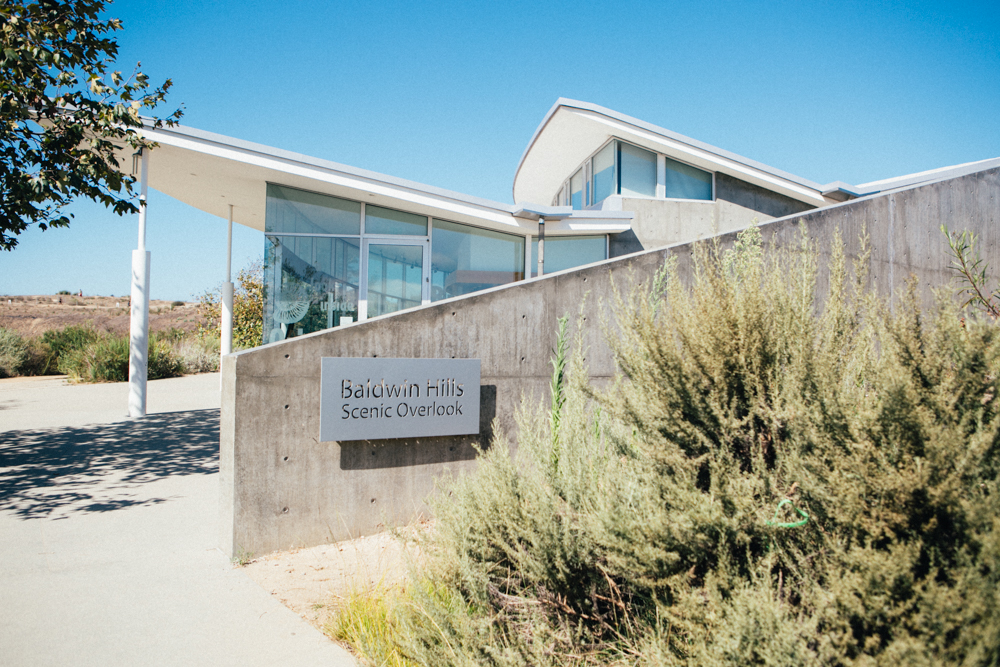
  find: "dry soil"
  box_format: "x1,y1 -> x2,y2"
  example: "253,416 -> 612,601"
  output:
0,294 -> 203,338
241,528 -> 418,633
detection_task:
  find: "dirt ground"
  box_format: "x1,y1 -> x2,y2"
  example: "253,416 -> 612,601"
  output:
240,528 -> 417,633
0,294 -> 203,338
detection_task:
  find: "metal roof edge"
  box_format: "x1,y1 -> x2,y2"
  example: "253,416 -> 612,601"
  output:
512,99 -> 838,200
140,118 -> 519,217
855,157 -> 1000,195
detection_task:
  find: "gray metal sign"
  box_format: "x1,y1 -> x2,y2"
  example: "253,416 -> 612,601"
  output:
320,358 -> 481,442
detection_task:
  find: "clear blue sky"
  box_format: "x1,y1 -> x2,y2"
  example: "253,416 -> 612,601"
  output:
3,0 -> 999,300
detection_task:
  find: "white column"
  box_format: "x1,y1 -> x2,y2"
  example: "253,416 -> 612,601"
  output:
536,218 -> 545,277
128,149 -> 151,418
221,204 -> 234,359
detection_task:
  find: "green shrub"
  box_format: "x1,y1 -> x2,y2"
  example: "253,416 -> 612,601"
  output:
394,226 -> 1000,666
38,325 -> 99,374
60,332 -> 183,383
199,259 -> 264,350
0,328 -> 28,378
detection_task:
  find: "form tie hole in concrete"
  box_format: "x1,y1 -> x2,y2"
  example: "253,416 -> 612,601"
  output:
371,498 -> 376,504
282,507 -> 289,514
284,354 -> 289,359
284,404 -> 289,410
283,456 -> 289,462
583,277 -> 587,282
520,357 -> 525,363
452,311 -> 456,316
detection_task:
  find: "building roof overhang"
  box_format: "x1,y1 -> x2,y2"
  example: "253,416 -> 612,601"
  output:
132,121 -> 633,237
513,99 -> 855,209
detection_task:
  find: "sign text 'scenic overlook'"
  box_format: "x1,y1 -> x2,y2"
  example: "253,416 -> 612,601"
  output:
320,358 -> 481,441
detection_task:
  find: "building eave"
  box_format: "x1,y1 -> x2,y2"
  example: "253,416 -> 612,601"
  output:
513,99 -> 845,209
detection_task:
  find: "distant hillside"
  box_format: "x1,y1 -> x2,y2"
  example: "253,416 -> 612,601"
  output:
0,295 -> 204,338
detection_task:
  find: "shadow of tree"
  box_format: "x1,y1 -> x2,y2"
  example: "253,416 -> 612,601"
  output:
0,409 -> 219,519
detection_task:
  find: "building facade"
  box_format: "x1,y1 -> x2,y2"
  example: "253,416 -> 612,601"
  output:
136,98 -> 976,345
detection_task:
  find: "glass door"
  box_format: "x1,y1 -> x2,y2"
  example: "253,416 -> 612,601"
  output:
359,240 -> 429,320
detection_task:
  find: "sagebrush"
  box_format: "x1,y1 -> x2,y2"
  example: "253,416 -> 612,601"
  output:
382,225 -> 1000,666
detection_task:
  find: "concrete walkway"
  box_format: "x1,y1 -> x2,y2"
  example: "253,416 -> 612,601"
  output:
0,373 -> 356,667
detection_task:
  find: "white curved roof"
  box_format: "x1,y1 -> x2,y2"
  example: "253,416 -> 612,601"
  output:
130,120 -> 632,236
513,99 -> 847,208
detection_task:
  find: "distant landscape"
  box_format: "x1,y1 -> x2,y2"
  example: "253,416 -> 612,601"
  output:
0,294 -> 202,338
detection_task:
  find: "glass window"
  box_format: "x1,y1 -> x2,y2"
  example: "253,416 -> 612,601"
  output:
264,235 -> 360,343
265,184 -> 361,235
367,244 -> 423,318
664,157 -> 713,200
530,235 -> 607,277
570,169 -> 584,210
431,219 -> 525,301
618,142 -> 657,197
365,204 -> 428,236
591,142 -> 616,204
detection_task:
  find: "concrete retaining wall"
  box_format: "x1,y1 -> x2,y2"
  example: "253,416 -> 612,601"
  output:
221,165 -> 1000,557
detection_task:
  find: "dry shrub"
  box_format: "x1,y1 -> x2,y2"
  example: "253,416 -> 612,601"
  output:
0,327 -> 28,377
394,225 -> 1000,666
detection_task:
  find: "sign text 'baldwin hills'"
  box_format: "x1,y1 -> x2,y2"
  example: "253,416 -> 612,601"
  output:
320,358 -> 481,441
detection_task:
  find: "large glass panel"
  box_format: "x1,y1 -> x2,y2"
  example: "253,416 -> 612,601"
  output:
431,219 -> 525,301
367,244 -> 423,317
365,205 -> 428,236
264,235 -> 360,343
664,157 -> 713,200
570,169 -> 584,210
618,142 -> 657,197
530,235 -> 607,277
265,184 -> 361,235
591,142 -> 616,204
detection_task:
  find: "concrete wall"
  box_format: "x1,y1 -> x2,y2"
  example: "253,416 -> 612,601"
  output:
221,165 -> 1000,558
608,173 -> 816,255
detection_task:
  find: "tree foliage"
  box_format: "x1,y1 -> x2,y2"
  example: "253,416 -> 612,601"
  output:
0,0 -> 182,250
198,259 -> 265,350
388,226 -> 1000,665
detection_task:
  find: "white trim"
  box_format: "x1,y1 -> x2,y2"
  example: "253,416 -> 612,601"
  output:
513,100 -> 835,207
656,155 -> 666,199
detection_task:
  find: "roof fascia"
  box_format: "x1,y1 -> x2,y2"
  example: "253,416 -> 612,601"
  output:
513,99 -> 845,205
140,120 -> 519,219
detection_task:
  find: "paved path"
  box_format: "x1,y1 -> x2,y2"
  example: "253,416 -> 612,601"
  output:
0,373 -> 356,667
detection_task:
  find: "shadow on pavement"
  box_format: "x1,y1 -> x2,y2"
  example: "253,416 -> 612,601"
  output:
0,409 -> 219,519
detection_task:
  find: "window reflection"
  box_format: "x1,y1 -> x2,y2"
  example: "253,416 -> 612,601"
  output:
264,235 -> 360,343
265,184 -> 361,235
367,244 -> 423,317
431,219 -> 525,301
530,236 -> 607,277
664,157 -> 713,200
365,205 -> 428,236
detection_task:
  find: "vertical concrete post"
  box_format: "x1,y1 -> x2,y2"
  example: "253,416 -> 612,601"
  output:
537,218 -> 545,277
222,204 -> 234,360
128,149 -> 151,418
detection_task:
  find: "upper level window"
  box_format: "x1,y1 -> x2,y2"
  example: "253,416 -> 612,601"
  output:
591,142 -> 616,204
618,143 -> 657,197
570,169 -> 584,210
664,157 -> 712,200
265,184 -> 361,235
365,204 -> 428,236
558,140 -> 714,207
